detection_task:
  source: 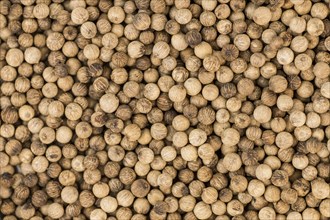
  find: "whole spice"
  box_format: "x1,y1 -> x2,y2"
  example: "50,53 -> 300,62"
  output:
0,0 -> 329,219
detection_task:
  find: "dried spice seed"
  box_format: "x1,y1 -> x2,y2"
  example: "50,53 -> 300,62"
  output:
0,0 -> 329,219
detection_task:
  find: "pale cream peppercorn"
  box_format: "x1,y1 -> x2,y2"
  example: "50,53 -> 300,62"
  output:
253,105 -> 272,123
223,153 -> 242,172
6,49 -> 24,67
248,179 -> 265,197
47,203 -> 64,219
90,209 -> 107,220
184,78 -> 202,96
259,207 -> 276,220
100,93 -> 119,113
202,84 -> 219,101
153,41 -> 170,59
138,148 -> 155,164
194,42 -> 212,59
193,201 -> 212,219
71,7 -> 89,25
80,22 -> 97,39
189,129 -> 207,147
307,18 -> 324,36
61,186 -> 79,203
253,7 -> 272,25
100,196 -> 118,213
311,178 -> 330,200
221,128 -> 240,146
39,127 -> 55,144
108,6 -> 126,24
168,85 -> 186,102
227,200 -> 244,216
24,47 -> 41,64
181,145 -> 198,162
83,44 -> 100,60
277,47 -> 294,65
33,3 -> 50,19
321,82 -> 330,99
93,182 -> 110,198
320,199 -> 330,218
161,146 -> 177,162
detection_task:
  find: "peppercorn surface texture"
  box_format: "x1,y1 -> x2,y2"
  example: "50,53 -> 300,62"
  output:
0,0 -> 330,220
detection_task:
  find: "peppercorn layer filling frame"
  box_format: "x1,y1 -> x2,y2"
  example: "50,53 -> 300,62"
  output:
0,0 -> 330,220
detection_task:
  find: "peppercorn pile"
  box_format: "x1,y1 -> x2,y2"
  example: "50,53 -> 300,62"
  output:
0,0 -> 330,219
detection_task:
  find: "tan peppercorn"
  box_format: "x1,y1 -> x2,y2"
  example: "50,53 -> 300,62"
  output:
80,22 -> 97,39
307,18 -> 324,37
71,7 -> 89,25
193,201 -> 212,219
253,105 -> 272,123
100,196 -> 118,213
223,153 -> 242,172
150,123 -> 168,140
61,186 -> 79,204
269,75 -> 288,93
48,203 -> 64,219
253,7 -> 272,26
227,199 -> 244,216
311,178 -> 330,200
259,207 -> 276,220
99,93 -> 119,113
133,12 -> 151,31
90,209 -> 107,220
6,48 -> 24,67
108,6 -> 125,24
320,199 -> 330,218
24,47 -> 41,64
117,189 -> 135,207
46,32 -> 65,51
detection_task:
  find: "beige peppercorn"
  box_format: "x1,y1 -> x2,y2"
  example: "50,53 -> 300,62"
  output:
100,196 -> 118,213
46,32 -> 65,51
168,85 -> 187,103
307,18 -> 324,37
100,93 -> 119,113
193,42 -> 212,59
153,41 -> 170,59
133,12 -> 151,31
24,47 -> 41,64
61,186 -> 79,204
117,189 -> 135,207
71,7 -> 89,25
253,105 -> 272,123
223,153 -> 242,172
90,209 -> 107,220
269,75 -> 288,94
83,44 -> 100,60
253,7 -> 272,26
172,33 -> 189,51
92,182 -> 110,198
259,207 -> 276,220
47,203 -> 64,219
193,201 -> 212,219
311,178 -> 330,200
150,123 -> 168,140
189,129 -> 207,147
80,22 -> 97,39
6,48 -> 24,67
108,6 -> 125,24
221,128 -> 240,146
227,200 -> 244,216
